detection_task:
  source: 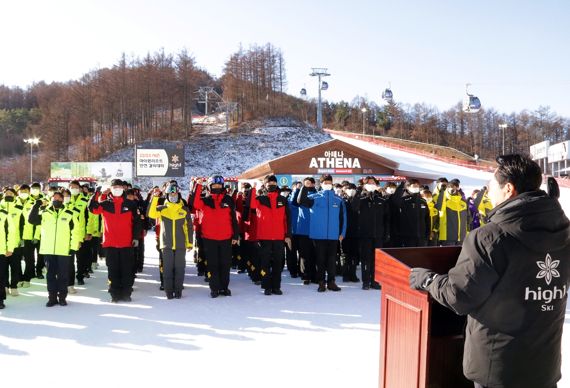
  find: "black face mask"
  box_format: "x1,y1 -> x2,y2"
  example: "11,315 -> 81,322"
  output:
210,188 -> 223,195
267,185 -> 278,192
4,196 -> 14,202
52,200 -> 63,208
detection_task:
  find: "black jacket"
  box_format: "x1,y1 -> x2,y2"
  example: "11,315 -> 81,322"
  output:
427,191 -> 570,388
351,190 -> 390,241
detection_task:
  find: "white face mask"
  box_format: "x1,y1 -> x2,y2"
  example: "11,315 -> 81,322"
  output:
408,186 -> 420,194
111,188 -> 124,197
346,189 -> 356,198
386,188 -> 396,195
19,193 -> 30,200
280,192 -> 290,197
70,188 -> 80,196
320,184 -> 333,191
63,197 -> 71,204
364,184 -> 377,193
334,188 -> 343,196
424,197 -> 433,203
30,188 -> 40,196
168,194 -> 179,203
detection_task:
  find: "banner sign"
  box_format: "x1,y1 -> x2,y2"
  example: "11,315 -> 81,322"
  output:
51,162 -> 133,183
136,145 -> 185,177
529,141 -> 550,160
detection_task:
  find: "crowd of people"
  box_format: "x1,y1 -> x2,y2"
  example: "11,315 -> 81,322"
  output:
0,173 -> 493,308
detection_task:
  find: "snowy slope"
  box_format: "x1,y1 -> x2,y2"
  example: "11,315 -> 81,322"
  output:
101,119 -> 332,190
0,134 -> 569,388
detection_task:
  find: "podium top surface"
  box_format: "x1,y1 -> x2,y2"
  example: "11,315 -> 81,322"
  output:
375,246 -> 462,291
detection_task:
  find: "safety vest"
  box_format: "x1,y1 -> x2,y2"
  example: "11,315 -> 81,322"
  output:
19,196 -> 42,241
0,209 -> 17,255
38,206 -> 80,256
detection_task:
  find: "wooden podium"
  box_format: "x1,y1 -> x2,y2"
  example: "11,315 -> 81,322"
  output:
375,247 -> 472,388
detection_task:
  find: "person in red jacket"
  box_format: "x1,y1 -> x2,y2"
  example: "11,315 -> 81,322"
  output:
249,175 -> 292,295
89,179 -> 142,303
190,176 -> 239,298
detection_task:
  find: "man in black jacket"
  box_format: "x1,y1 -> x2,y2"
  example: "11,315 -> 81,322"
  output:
353,176 -> 390,290
410,154 -> 570,388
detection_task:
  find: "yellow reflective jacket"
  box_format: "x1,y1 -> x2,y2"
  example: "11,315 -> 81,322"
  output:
0,199 -> 24,246
0,208 -> 18,254
29,204 -> 80,256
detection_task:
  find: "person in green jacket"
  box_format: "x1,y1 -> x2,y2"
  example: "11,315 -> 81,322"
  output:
29,191 -> 81,307
148,184 -> 193,299
0,204 -> 18,309
0,187 -> 24,296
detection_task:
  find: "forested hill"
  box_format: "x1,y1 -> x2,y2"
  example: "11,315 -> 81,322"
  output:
1,43 -> 568,183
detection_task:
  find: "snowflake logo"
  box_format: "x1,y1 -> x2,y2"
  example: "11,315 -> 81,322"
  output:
536,254 -> 560,286
171,154 -> 180,163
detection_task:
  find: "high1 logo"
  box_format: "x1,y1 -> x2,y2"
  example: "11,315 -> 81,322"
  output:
525,253 -> 567,311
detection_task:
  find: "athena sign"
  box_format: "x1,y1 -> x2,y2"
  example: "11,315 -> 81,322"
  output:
309,150 -> 362,169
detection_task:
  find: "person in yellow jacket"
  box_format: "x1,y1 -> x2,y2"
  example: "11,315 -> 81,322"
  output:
0,204 -> 18,309
29,191 -> 81,307
66,181 -> 90,292
148,184 -> 192,299
421,189 -> 440,246
18,184 -> 45,287
85,193 -> 103,271
0,188 -> 24,296
434,179 -> 470,246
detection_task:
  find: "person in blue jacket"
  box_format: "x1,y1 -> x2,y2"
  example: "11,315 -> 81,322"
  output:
298,174 -> 347,292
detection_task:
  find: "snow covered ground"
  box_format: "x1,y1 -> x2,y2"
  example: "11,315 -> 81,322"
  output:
1,131 -> 569,387
0,236 -> 380,388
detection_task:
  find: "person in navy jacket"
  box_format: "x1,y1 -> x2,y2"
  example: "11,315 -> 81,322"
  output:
298,174 -> 347,292
248,175 -> 292,295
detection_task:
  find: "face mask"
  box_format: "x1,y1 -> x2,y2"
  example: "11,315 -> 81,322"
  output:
334,188 -> 343,196
321,184 -> 333,191
424,197 -> 433,203
47,191 -> 56,198
19,193 -> 30,200
4,196 -> 14,202
364,184 -> 377,193
447,188 -> 458,195
280,192 -> 290,197
30,188 -> 40,196
210,188 -> 223,195
52,200 -> 63,208
386,188 -> 396,195
408,186 -> 420,194
111,188 -> 124,197
168,194 -> 179,203
70,188 -> 80,196
63,197 -> 71,204
346,189 -> 356,198
266,185 -> 278,192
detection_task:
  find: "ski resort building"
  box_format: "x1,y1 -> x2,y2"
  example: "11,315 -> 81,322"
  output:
238,138 -> 439,186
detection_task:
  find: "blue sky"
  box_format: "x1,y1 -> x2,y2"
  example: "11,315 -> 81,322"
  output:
2,0 -> 569,116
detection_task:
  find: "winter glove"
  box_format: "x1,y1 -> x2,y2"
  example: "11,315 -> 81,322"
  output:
132,239 -> 139,248
409,268 -> 437,290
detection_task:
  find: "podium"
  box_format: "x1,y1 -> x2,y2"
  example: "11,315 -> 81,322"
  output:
375,247 -> 472,388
